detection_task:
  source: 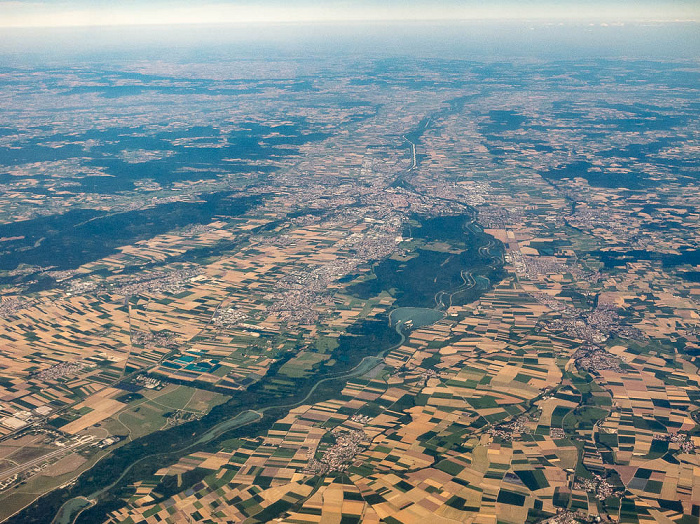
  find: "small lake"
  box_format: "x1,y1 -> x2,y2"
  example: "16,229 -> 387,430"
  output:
53,497 -> 91,524
389,307 -> 444,329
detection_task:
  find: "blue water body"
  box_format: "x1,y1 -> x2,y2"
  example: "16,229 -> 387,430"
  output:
389,307 -> 444,329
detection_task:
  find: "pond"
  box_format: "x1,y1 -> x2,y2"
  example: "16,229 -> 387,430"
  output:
389,307 -> 444,329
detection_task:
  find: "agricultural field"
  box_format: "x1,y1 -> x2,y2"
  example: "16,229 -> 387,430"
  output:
0,23 -> 698,524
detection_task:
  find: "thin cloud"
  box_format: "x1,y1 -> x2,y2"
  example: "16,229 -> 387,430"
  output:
0,1 -> 698,28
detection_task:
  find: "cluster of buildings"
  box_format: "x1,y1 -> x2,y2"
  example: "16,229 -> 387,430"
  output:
107,267 -> 203,298
573,346 -> 624,374
574,474 -> 620,501
489,415 -> 531,441
0,297 -> 29,319
545,305 -> 644,347
212,306 -> 247,328
653,432 -> 696,453
267,221 -> 403,324
131,329 -> 178,349
34,361 -> 86,381
545,509 -> 605,524
305,428 -> 368,475
133,374 -> 164,389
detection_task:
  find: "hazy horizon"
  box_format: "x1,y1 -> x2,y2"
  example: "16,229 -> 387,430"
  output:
1,20 -> 698,64
1,0 -> 698,28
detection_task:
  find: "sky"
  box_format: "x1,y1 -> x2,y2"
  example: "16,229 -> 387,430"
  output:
0,0 -> 698,28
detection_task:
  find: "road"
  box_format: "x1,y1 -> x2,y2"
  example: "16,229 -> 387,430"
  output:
404,135 -> 417,171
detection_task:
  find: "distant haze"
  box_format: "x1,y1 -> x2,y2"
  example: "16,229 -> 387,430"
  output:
1,20 -> 699,64
0,0 -> 698,28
